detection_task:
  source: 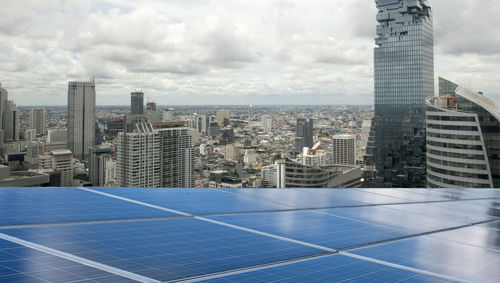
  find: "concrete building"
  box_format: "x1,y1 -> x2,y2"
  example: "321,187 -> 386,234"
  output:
284,159 -> 361,188
131,91 -> 144,115
0,165 -> 50,187
216,110 -> 230,127
426,78 -> 500,188
24,129 -> 36,141
373,0 -> 433,187
105,159 -> 117,186
31,108 -> 46,136
243,149 -> 258,165
163,108 -> 175,122
116,123 -> 161,188
50,150 -> 73,187
261,115 -> 273,134
332,134 -> 357,165
67,81 -> 96,160
224,144 -> 239,161
89,147 -> 112,187
208,122 -> 220,137
48,129 -> 68,143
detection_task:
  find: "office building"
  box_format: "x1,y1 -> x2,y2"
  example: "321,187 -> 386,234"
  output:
89,147 -> 112,187
50,150 -> 73,187
67,81 -> 96,160
332,134 -> 357,165
3,100 -> 20,142
48,129 -> 68,143
295,118 -> 313,153
426,78 -> 500,188
31,108 -> 46,136
248,105 -> 253,121
216,110 -> 230,127
131,91 -> 144,115
116,123 -> 161,188
373,0 -> 433,187
208,122 -> 220,137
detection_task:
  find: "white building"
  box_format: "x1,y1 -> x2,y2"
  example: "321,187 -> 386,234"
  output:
48,129 -> 68,143
243,149 -> 257,165
261,115 -> 273,134
25,129 -> 37,141
50,150 -> 73,187
67,81 -> 96,160
332,134 -> 356,165
162,108 -> 175,122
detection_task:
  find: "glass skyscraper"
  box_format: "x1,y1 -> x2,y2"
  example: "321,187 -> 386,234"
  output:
373,0 -> 434,187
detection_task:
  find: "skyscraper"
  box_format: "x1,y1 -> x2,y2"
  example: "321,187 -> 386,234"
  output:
373,0 -> 434,187
295,118 -> 313,153
0,82 -> 7,128
31,108 -> 46,136
216,110 -> 230,127
426,78 -> 500,188
3,101 -> 20,142
67,81 -> 96,160
130,91 -> 144,115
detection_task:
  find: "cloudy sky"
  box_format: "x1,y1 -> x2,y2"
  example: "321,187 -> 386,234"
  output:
1,0 -> 499,106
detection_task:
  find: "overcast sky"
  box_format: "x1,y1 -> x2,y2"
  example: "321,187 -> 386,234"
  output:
1,0 -> 499,106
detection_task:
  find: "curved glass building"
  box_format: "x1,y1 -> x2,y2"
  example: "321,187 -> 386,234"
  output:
426,78 -> 500,188
373,0 -> 434,187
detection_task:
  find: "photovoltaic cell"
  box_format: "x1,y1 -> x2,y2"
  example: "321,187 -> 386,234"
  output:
299,188 -> 407,205
0,238 -> 137,282
96,188 -> 291,214
0,218 -> 324,282
353,189 -> 452,202
204,254 -> 451,283
208,210 -> 407,250
428,224 -> 500,252
0,188 -> 178,226
351,235 -> 500,283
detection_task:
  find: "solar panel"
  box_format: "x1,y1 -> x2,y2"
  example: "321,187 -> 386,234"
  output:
351,233 -> 500,283
0,188 -> 178,226
0,238 -> 136,282
200,254 -> 451,283
0,218 -> 324,282
208,210 -> 408,250
95,188 -> 291,214
0,187 -> 499,282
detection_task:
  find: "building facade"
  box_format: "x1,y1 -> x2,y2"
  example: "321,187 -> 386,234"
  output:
332,134 -> 357,165
426,78 -> 500,188
31,108 -> 46,136
130,91 -> 144,115
295,118 -> 314,153
89,147 -> 112,187
67,81 -> 96,160
50,150 -> 73,187
373,0 -> 434,187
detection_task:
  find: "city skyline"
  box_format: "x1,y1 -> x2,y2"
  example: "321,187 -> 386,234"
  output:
1,0 -> 499,106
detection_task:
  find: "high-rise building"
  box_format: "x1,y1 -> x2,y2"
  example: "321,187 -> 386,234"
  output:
332,134 -> 357,166
89,147 -> 112,187
163,108 -> 175,122
261,115 -> 273,134
248,105 -> 253,121
67,81 -> 96,160
130,91 -> 144,115
156,127 -> 194,188
0,82 -> 8,128
216,110 -> 230,127
24,129 -> 37,141
426,78 -> 500,188
116,123 -> 161,188
3,100 -> 20,142
116,124 -> 194,188
295,118 -> 313,153
48,129 -> 68,143
50,150 -> 73,187
373,0 -> 433,187
31,108 -> 46,136
208,122 -> 220,137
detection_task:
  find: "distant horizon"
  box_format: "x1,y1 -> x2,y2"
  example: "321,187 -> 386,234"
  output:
17,103 -> 375,108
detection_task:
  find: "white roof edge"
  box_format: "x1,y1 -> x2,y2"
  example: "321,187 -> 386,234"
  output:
455,86 -> 500,122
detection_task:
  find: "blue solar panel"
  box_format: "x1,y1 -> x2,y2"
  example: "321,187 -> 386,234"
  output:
208,210 -> 407,250
204,254 -> 451,283
354,189 -> 453,202
0,188 -> 178,226
300,188 -> 408,205
0,238 -> 136,282
215,188 -> 369,209
320,206 -> 464,233
429,223 -> 500,251
0,218 -> 324,282
96,188 -> 291,214
351,235 -> 500,283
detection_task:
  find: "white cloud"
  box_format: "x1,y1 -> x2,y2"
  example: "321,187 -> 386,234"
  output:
0,0 -> 499,105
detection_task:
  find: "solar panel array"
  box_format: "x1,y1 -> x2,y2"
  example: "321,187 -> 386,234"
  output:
0,187 -> 499,282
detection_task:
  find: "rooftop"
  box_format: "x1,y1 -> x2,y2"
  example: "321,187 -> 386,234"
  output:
0,188 -> 498,282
